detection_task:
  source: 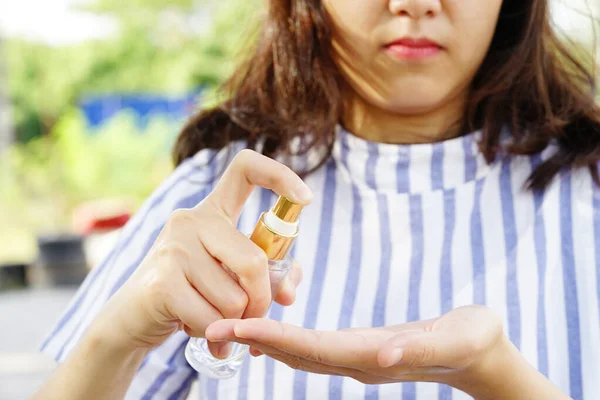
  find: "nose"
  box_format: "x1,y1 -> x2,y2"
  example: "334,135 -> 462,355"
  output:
388,0 -> 441,19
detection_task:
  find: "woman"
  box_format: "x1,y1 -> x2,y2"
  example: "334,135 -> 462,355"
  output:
36,0 -> 599,399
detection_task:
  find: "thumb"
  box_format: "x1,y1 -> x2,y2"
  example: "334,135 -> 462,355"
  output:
377,329 -> 467,369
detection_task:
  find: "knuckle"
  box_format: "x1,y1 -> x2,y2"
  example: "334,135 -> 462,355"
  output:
167,209 -> 196,227
250,250 -> 269,271
233,149 -> 257,167
238,249 -> 268,278
222,290 -> 249,318
145,269 -> 175,304
156,242 -> 189,266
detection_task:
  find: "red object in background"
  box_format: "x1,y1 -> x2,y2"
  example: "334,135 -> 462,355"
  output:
71,200 -> 132,270
82,213 -> 130,235
71,200 -> 132,236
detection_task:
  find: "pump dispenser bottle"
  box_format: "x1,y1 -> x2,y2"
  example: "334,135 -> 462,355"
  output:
185,196 -> 303,379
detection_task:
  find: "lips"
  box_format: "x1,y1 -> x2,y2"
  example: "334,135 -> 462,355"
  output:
387,38 -> 441,48
384,38 -> 442,60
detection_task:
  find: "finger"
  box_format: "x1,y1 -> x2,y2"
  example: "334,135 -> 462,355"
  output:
198,218 -> 271,319
273,261 -> 303,306
249,347 -> 263,357
289,260 -> 303,286
256,344 -> 367,380
337,319 -> 433,338
183,244 -> 249,320
207,341 -> 233,360
168,282 -> 223,338
378,330 -> 460,369
233,338 -> 384,384
206,320 -> 391,383
204,149 -> 313,222
209,326 -> 356,377
273,278 -> 295,306
169,282 -> 227,359
231,319 -> 384,369
205,319 -> 238,342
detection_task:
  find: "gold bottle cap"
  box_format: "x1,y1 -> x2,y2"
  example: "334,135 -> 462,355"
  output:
249,196 -> 304,260
272,196 -> 303,224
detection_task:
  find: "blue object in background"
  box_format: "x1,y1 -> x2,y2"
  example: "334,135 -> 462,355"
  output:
79,88 -> 203,130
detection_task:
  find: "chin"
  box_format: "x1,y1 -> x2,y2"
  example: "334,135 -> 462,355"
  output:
364,80 -> 451,115
377,96 -> 448,115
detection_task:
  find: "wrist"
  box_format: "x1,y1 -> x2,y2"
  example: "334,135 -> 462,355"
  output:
88,286 -> 161,351
449,335 -> 569,400
35,309 -> 151,400
459,335 -> 517,399
85,296 -> 152,356
437,333 -> 508,398
85,321 -> 150,361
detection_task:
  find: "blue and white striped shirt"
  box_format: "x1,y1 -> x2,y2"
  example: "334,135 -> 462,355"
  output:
41,126 -> 600,399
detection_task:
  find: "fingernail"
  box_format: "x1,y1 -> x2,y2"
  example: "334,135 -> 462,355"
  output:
249,347 -> 263,357
293,182 -> 313,204
233,323 -> 249,339
386,348 -> 404,367
216,342 -> 232,359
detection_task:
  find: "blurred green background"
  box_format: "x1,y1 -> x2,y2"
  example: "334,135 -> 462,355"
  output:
0,0 -> 260,265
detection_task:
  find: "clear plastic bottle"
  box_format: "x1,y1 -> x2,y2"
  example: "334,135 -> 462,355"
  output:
185,196 -> 303,379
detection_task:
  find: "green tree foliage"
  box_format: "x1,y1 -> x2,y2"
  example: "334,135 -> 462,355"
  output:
0,109 -> 176,261
5,0 -> 260,142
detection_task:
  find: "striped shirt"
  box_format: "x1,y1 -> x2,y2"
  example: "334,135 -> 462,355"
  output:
41,126 -> 600,400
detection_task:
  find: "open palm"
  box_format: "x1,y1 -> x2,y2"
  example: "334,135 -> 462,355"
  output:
205,305 -> 504,385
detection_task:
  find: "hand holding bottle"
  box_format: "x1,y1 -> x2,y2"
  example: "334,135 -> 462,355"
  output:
86,150 -> 313,357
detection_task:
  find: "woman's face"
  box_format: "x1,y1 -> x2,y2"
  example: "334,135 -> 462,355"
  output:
323,0 -> 503,115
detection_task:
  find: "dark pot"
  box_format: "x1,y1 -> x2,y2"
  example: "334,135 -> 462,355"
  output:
0,263 -> 28,290
29,234 -> 89,287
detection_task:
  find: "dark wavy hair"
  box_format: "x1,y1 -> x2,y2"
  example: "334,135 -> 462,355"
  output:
173,0 -> 600,190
